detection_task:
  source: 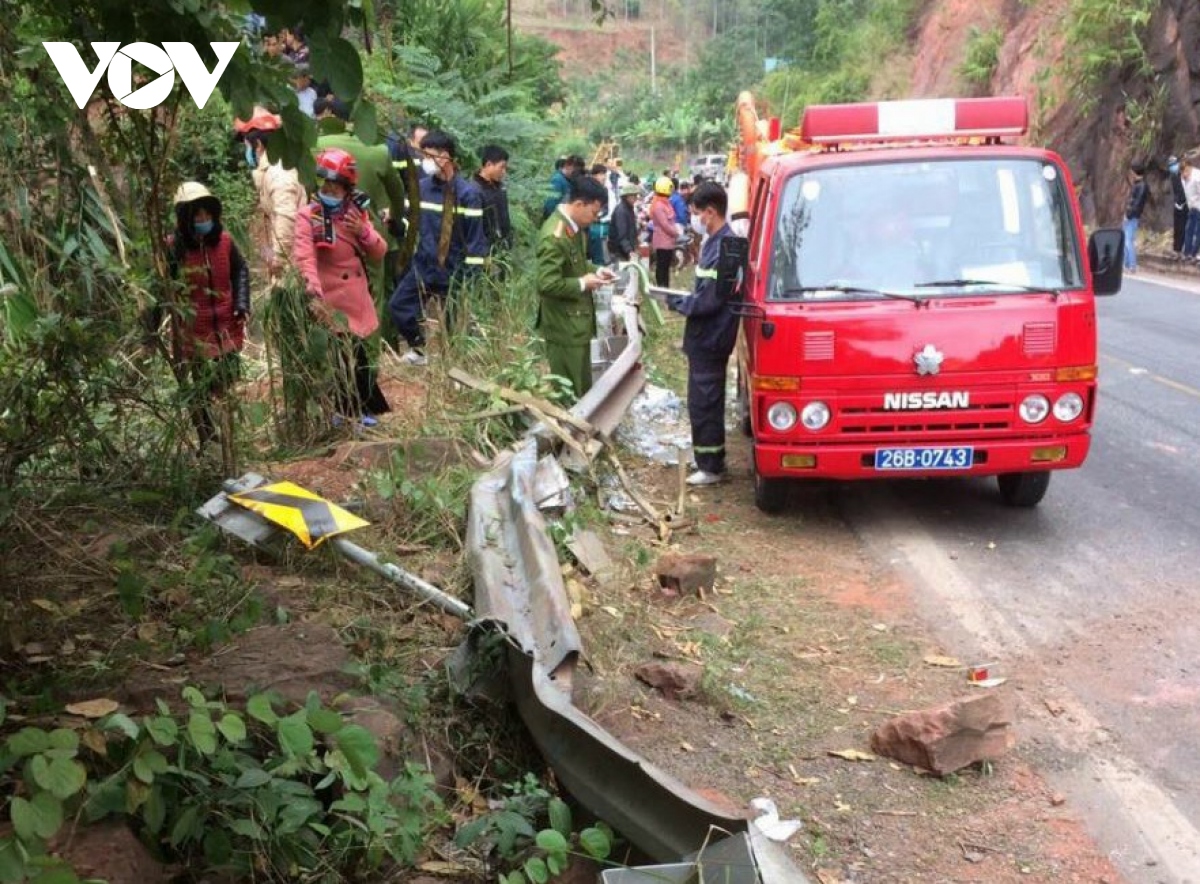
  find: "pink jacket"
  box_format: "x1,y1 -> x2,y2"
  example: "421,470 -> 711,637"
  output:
650,195 -> 680,249
293,200 -> 386,338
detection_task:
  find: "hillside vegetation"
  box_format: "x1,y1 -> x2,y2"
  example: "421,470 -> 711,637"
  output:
527,0 -> 1199,229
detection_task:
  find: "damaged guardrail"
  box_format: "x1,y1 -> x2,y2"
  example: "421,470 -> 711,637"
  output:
465,272 -> 811,881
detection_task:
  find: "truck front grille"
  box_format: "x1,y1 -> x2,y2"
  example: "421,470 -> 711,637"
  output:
838,397 -> 1013,437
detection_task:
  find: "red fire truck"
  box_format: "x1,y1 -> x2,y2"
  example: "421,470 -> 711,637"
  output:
728,95 -> 1124,512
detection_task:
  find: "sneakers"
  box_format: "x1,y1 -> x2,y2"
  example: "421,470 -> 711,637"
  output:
401,348 -> 427,366
686,469 -> 724,486
332,414 -> 379,430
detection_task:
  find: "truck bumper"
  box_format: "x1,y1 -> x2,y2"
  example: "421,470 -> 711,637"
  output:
754,433 -> 1092,480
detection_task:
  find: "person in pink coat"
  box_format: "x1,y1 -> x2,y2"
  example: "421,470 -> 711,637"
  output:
649,175 -> 681,287
293,147 -> 391,425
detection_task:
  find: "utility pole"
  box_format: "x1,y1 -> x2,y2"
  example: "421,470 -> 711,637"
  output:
650,25 -> 657,96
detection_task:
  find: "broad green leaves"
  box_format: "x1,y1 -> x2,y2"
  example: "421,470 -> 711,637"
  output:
2,684 -> 426,882
276,711 -> 314,757
29,755 -> 86,799
187,710 -> 218,755
11,793 -> 63,842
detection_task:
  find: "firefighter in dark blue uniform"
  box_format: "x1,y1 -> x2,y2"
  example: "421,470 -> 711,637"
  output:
388,130 -> 488,364
667,181 -> 744,485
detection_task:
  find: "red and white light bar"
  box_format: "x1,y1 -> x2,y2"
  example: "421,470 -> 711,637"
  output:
800,97 -> 1029,145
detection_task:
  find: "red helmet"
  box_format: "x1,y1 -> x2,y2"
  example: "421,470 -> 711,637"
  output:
233,105 -> 282,135
315,148 -> 358,186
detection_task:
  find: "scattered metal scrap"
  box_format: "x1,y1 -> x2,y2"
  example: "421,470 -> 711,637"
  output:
465,275 -> 812,880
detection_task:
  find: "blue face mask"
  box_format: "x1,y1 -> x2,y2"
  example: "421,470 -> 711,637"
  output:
317,192 -> 342,209
194,219 -> 214,236
1170,163 -> 1181,175
245,143 -> 257,168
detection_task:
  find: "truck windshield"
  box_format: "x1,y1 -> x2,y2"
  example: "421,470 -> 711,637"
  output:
767,158 -> 1084,302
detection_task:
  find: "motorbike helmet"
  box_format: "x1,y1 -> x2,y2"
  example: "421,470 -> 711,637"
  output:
654,175 -> 674,196
233,106 -> 282,135
315,147 -> 358,187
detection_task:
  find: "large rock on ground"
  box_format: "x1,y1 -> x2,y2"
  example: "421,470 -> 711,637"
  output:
655,553 -> 717,596
120,622 -> 356,711
634,660 -> 703,701
870,692 -> 1015,775
55,821 -> 172,884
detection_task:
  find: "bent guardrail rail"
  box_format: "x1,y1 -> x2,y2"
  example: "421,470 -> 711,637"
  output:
466,273 -> 810,880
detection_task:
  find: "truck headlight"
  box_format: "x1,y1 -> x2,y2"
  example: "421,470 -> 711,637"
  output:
1018,394 -> 1050,424
1053,392 -> 1084,422
801,401 -> 830,430
767,402 -> 798,431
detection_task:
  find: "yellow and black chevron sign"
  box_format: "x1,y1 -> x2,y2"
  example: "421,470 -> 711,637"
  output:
228,481 -> 369,549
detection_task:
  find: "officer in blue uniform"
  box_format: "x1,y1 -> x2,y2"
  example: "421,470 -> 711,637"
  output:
667,181 -> 744,486
388,130 -> 488,364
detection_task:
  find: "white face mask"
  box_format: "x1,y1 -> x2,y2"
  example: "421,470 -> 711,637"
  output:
690,214 -> 707,236
420,157 -> 439,176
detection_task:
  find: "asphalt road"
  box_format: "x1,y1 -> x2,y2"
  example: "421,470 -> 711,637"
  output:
827,270 -> 1200,883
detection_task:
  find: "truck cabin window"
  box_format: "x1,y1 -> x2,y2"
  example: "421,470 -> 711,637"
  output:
767,159 -> 1084,301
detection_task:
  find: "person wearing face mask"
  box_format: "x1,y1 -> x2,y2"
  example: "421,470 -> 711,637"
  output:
387,130 -> 488,365
234,108 -> 306,290
167,183 -> 250,462
666,181 -> 743,486
315,97 -> 411,343
293,149 -> 391,427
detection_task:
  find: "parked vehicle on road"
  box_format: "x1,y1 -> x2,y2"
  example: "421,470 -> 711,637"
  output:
727,93 -> 1124,512
690,153 -> 727,183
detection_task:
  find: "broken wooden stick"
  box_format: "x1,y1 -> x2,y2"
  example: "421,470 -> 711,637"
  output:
448,367 -> 596,436
675,444 -> 687,518
605,448 -> 670,539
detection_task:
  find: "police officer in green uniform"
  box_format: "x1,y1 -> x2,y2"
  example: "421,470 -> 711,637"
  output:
536,176 -> 615,399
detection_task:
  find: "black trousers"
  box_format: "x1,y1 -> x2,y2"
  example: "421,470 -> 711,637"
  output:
1175,208 -> 1188,253
334,335 -> 390,417
687,354 -> 728,475
654,248 -> 674,287
191,353 -> 240,448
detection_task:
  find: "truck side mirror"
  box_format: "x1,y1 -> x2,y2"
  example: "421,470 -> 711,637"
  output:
1088,228 -> 1123,296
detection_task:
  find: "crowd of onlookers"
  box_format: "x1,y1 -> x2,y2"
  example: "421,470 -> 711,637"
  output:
166,22 -> 729,463
1123,153 -> 1200,274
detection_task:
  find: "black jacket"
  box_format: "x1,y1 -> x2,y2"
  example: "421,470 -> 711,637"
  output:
608,199 -> 638,260
1125,178 -> 1149,220
1170,169 -> 1187,211
474,174 -> 513,252
668,224 -> 739,360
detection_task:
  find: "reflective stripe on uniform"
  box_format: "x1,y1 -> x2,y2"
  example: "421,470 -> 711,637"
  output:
464,256 -> 486,265
418,201 -> 485,217
392,160 -> 410,170
693,444 -> 725,453
695,267 -> 718,279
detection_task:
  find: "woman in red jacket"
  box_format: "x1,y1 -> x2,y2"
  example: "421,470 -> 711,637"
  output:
169,182 -> 249,452
293,148 -> 391,425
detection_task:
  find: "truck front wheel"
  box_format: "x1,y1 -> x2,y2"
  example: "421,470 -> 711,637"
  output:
997,471 -> 1051,507
753,457 -> 788,514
